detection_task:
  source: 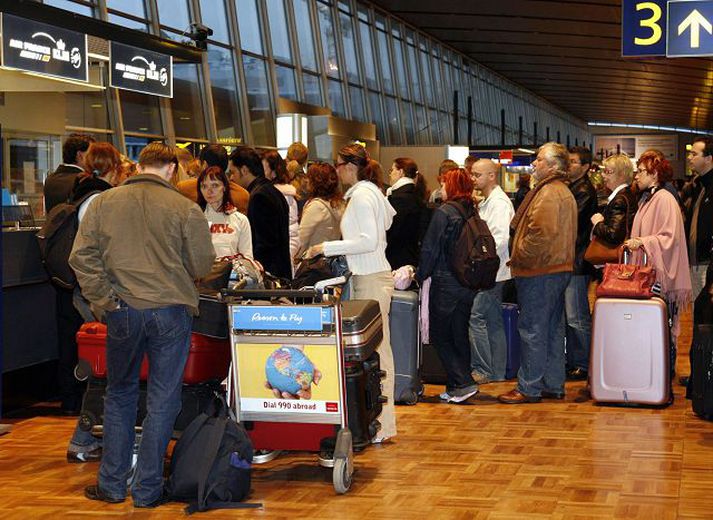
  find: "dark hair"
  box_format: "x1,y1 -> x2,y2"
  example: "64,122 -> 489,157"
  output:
138,142 -> 178,169
393,157 -> 427,201
569,146 -> 593,167
439,159 -> 459,176
229,146 -> 264,178
338,143 -> 383,188
307,162 -> 342,207
518,174 -> 531,189
262,150 -> 290,184
464,155 -> 477,170
693,137 -> 713,157
62,133 -> 95,164
443,168 -> 474,201
638,150 -> 673,185
199,144 -> 229,172
197,166 -> 234,212
84,142 -> 121,178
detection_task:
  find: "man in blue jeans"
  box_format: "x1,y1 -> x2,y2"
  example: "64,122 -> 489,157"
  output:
469,159 -> 514,383
69,143 -> 214,507
499,143 -> 577,404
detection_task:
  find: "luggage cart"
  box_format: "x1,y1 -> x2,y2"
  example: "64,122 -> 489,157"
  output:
221,278 -> 354,494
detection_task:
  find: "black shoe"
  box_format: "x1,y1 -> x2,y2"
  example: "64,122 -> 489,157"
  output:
134,492 -> 170,509
566,368 -> 588,381
84,485 -> 125,504
541,391 -> 565,400
67,447 -> 102,463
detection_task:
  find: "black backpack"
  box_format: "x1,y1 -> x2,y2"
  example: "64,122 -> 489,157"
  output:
165,397 -> 260,514
445,201 -> 500,291
36,191 -> 100,290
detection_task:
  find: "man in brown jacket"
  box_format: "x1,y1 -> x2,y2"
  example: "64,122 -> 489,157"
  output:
499,142 -> 577,404
69,143 -> 215,507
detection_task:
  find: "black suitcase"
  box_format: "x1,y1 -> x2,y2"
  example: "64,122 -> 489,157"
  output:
346,351 -> 386,450
342,299 -> 383,362
78,378 -> 224,436
191,293 -> 229,339
421,343 -> 448,385
689,324 -> 713,420
390,290 -> 422,404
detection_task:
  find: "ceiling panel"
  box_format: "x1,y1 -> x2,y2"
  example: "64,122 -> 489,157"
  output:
370,0 -> 713,130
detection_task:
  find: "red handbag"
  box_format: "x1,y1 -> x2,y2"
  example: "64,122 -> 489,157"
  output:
596,246 -> 656,299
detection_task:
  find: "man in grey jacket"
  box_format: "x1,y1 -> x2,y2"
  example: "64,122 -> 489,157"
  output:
69,142 -> 215,508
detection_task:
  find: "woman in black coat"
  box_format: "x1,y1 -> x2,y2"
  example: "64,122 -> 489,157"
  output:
385,157 -> 428,269
590,154 -> 637,249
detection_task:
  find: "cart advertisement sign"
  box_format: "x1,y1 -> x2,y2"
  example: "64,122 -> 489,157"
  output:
232,305 -> 333,332
233,342 -> 341,420
0,13 -> 88,82
109,41 -> 173,98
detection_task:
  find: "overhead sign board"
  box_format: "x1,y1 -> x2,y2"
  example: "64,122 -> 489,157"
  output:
622,0 -> 667,56
109,41 -> 173,98
0,13 -> 88,82
667,0 -> 713,57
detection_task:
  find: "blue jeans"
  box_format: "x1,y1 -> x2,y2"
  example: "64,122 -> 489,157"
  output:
68,422 -> 102,453
469,281 -> 507,380
515,272 -> 571,397
98,303 -> 192,506
564,274 -> 592,371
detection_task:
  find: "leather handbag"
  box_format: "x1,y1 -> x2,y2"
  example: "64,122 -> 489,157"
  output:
584,192 -> 631,265
596,246 -> 656,299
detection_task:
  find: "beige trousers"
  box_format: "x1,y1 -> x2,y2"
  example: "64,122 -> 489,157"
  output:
352,271 -> 397,439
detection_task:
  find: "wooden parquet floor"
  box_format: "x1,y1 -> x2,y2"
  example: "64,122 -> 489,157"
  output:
1,309 -> 713,519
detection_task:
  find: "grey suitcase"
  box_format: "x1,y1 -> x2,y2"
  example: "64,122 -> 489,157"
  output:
390,290 -> 423,405
590,297 -> 671,407
342,299 -> 383,362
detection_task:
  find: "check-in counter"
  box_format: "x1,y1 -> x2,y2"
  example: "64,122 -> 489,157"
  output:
2,228 -> 58,373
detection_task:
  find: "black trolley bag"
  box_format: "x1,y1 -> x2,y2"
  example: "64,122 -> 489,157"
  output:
390,289 -> 423,404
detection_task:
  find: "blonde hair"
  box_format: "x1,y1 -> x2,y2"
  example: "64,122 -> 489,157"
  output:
603,153 -> 634,184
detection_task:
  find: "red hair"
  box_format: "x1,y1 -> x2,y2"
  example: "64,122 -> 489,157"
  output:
443,168 -> 473,201
637,150 -> 673,186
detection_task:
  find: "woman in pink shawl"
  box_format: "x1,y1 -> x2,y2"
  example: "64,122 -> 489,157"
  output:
624,150 -> 692,373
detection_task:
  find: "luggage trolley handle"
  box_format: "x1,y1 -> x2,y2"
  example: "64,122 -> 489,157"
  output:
220,273 -> 351,303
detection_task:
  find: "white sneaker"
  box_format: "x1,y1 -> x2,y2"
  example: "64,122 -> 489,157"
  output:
439,391 -> 451,401
447,388 -> 479,403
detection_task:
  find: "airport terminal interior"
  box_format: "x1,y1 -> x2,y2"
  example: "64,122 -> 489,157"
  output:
2,0 -> 713,517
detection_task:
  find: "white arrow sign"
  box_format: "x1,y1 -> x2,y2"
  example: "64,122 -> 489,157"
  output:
678,9 -> 713,48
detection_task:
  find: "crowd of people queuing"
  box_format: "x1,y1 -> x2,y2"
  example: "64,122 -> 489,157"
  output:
43,131 -> 712,506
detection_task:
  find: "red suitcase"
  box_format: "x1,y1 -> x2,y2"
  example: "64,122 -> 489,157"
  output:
590,297 -> 671,406
77,322 -> 231,384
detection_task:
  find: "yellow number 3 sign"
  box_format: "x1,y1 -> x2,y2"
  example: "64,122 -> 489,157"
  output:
622,0 -> 667,56
635,2 -> 664,45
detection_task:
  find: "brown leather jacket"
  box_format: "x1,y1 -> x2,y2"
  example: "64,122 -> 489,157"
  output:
510,175 -> 577,277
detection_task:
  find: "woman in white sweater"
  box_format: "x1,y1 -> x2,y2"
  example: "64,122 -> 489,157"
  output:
308,144 -> 397,444
262,150 -> 300,269
198,166 -> 253,259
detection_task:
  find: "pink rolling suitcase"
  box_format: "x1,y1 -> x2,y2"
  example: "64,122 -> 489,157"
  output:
590,297 -> 671,407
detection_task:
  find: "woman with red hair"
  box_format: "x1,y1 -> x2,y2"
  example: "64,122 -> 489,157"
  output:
415,168 -> 480,403
624,150 -> 692,372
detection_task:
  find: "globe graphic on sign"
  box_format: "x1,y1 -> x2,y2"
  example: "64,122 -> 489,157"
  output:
265,346 -> 315,396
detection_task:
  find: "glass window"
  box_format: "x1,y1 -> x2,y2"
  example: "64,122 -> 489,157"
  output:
358,19 -> 377,90
338,0 -> 351,13
236,0 -> 263,55
431,49 -> 444,110
43,0 -> 93,16
275,65 -> 298,101
120,90 -> 163,135
440,111 -> 452,142
199,0 -> 230,44
302,73 -> 322,106
368,91 -> 384,132
414,104 -> 429,144
294,0 -> 318,71
157,0 -> 190,30
419,44 -> 433,106
384,96 -> 401,144
338,11 -> 360,84
207,45 -> 243,141
317,2 -> 339,78
266,0 -> 292,63
328,79 -> 346,118
375,29 -> 393,94
106,0 -> 144,17
429,109 -> 441,143
108,13 -> 148,31
65,91 -> 110,129
391,35 -> 408,99
349,85 -> 366,122
405,35 -> 421,102
242,55 -> 275,145
172,64 -> 207,139
401,100 -> 415,144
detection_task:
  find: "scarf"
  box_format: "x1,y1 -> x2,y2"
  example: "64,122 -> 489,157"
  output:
510,172 -> 567,235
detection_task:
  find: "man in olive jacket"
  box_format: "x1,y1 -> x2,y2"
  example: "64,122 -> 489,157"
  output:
499,142 -> 577,404
69,142 -> 215,507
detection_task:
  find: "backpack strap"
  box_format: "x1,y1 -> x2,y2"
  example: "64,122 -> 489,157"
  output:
192,417 -> 229,512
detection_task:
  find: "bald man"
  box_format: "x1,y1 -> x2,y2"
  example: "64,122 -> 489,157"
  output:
468,160 -> 515,383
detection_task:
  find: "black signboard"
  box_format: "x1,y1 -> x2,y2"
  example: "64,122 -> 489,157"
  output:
0,13 -> 88,82
110,41 -> 173,98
